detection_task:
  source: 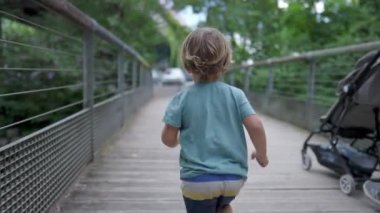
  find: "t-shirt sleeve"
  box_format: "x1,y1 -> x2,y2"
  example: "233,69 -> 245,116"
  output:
237,89 -> 256,120
162,94 -> 182,128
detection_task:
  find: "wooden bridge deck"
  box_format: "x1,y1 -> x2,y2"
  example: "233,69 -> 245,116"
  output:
58,87 -> 380,213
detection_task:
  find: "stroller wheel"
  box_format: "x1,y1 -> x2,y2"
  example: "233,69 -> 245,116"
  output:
302,153 -> 312,171
339,174 -> 356,196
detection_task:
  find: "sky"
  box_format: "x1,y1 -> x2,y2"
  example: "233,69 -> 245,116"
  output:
159,0 -> 205,29
278,0 -> 325,13
176,5 -> 206,29
174,0 -> 325,29
173,0 -> 325,29
168,0 -> 326,66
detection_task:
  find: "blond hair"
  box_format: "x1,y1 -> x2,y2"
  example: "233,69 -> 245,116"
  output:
181,27 -> 231,82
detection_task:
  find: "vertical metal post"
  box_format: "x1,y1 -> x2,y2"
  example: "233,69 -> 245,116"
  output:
146,67 -> 151,87
0,11 -> 2,200
137,63 -> 141,88
132,60 -> 138,89
83,31 -> 94,161
307,60 -> 316,105
144,65 -> 147,87
117,50 -> 126,126
266,65 -> 274,96
145,67 -> 150,87
0,16 -> 4,66
146,69 -> 153,86
136,62 -> 141,88
243,68 -> 251,92
139,64 -> 144,87
149,69 -> 154,88
124,60 -> 130,90
117,50 -> 126,94
145,67 -> 153,99
229,71 -> 235,85
307,59 -> 317,130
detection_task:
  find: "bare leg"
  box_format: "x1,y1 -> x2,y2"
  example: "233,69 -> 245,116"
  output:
217,204 -> 233,213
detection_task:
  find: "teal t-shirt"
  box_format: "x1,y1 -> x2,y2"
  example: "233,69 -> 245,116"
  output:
163,81 -> 255,179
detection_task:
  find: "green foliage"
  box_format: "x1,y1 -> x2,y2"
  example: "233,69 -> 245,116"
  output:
155,6 -> 190,66
72,0 -> 167,63
2,0 -> 380,143
0,0 -> 187,143
174,0 -> 380,105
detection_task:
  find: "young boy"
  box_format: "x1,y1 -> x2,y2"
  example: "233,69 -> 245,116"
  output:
161,27 -> 268,213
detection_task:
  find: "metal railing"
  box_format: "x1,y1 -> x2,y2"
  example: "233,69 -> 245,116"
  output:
228,41 -> 380,129
0,0 -> 153,212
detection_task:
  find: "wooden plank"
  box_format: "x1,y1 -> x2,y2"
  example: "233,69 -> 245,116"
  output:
58,87 -> 380,213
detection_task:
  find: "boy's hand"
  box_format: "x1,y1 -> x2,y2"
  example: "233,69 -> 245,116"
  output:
251,151 -> 269,167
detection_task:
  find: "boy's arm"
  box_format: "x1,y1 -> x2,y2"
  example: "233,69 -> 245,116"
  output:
243,114 -> 268,167
161,124 -> 179,148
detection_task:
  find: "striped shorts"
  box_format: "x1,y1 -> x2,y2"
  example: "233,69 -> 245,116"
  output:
181,174 -> 245,213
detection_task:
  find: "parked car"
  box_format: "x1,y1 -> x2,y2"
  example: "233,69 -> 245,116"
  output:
161,68 -> 186,85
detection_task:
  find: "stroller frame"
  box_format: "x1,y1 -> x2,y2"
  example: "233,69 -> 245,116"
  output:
301,50 -> 380,195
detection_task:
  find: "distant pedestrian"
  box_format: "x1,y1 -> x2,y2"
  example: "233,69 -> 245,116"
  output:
161,27 -> 268,213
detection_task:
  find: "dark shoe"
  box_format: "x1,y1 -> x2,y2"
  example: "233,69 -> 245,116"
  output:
363,180 -> 380,205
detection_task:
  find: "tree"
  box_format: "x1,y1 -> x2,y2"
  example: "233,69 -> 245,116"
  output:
172,0 -> 380,103
0,0 -> 188,144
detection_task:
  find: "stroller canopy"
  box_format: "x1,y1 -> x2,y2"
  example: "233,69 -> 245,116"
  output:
339,51 -> 380,106
327,50 -> 380,130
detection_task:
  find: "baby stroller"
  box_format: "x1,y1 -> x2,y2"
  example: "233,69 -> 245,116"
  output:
301,50 -> 380,195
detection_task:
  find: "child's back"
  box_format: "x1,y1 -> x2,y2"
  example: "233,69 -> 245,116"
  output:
166,81 -> 254,179
161,27 -> 268,213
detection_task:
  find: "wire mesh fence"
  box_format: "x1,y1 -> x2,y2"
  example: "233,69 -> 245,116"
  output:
0,3 -> 84,145
229,42 -> 380,129
0,0 -> 153,212
313,50 -> 370,106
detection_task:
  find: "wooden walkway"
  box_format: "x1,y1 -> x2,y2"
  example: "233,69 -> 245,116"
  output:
59,87 -> 380,213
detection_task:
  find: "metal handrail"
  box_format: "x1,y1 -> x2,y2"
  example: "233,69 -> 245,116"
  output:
0,83 -> 83,97
94,91 -> 116,100
35,0 -> 149,67
0,1 -> 153,212
0,100 -> 83,131
231,41 -> 380,70
0,38 -> 80,56
0,67 -> 80,72
228,40 -> 380,130
0,10 -> 81,42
